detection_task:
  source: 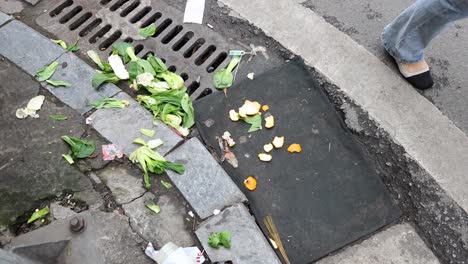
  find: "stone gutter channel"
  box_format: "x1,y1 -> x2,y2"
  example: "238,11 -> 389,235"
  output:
0,11 -> 280,263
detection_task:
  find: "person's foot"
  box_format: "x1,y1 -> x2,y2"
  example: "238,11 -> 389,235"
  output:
396,59 -> 434,90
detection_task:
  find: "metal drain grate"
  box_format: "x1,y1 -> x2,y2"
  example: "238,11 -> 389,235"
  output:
36,0 -> 241,100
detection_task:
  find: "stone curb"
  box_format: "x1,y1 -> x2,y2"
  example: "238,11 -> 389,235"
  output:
0,11 -> 11,26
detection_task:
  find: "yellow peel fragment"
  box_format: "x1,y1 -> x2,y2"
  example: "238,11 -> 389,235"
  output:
239,100 -> 261,117
262,105 -> 269,112
258,153 -> 272,162
288,143 -> 302,153
265,115 -> 275,129
263,143 -> 274,153
272,136 -> 284,149
229,110 -> 240,121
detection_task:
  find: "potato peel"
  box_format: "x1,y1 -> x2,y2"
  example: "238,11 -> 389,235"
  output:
244,176 -> 257,191
258,153 -> 272,162
239,100 -> 261,117
272,136 -> 284,149
287,143 -> 302,153
263,143 -> 274,153
265,115 -> 275,129
229,110 -> 240,121
262,105 -> 269,112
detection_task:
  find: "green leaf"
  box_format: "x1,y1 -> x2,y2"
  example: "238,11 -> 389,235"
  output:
243,115 -> 262,132
46,80 -> 71,87
112,42 -> 133,63
213,56 -> 241,89
139,23 -> 157,38
181,94 -> 195,128
147,54 -> 167,73
92,72 -> 120,89
161,180 -> 172,189
140,128 -> 155,137
90,97 -> 130,109
62,153 -> 75,164
66,39 -> 80,52
219,230 -> 232,249
133,138 -> 147,146
49,114 -> 68,120
87,50 -> 105,70
27,207 -> 49,224
61,136 -> 96,159
145,201 -> 161,214
126,46 -> 139,62
208,233 -> 221,249
137,59 -> 156,76
51,39 -> 67,49
157,71 -> 184,90
128,61 -> 145,79
36,61 -> 59,82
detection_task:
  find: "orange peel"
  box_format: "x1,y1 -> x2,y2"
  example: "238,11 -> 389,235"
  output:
287,143 -> 302,153
244,176 -> 257,191
262,105 -> 270,112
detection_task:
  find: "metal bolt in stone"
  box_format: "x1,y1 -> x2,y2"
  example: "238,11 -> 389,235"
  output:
69,217 -> 85,233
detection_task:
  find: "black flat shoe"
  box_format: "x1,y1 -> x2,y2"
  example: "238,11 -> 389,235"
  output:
397,61 -> 434,90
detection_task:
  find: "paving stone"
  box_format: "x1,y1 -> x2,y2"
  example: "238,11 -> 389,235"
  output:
98,166 -> 146,204
165,138 -> 247,219
0,20 -> 64,75
42,52 -> 120,114
122,192 -> 194,247
50,202 -> 77,220
90,92 -> 182,156
195,204 -> 281,264
23,0 -> 41,5
317,223 -> 440,264
0,11 -> 11,26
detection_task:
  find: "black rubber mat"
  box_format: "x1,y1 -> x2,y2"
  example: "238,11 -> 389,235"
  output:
194,59 -> 400,263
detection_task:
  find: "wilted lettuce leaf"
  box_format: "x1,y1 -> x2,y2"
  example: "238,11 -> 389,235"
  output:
112,42 -> 133,63
90,97 -> 129,109
243,114 -> 262,132
213,56 -> 241,89
61,136 -> 96,159
46,80 -> 71,87
36,61 -> 59,82
49,114 -> 68,120
92,72 -> 120,89
27,207 -> 49,224
145,201 -> 161,214
139,24 -> 157,38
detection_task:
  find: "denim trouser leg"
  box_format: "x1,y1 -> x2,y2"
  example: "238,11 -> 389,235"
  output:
382,0 -> 468,63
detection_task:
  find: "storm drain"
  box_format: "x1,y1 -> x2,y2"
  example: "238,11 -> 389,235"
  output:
36,0 -> 241,100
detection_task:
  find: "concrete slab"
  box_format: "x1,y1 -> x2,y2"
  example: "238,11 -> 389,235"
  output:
317,223 -> 440,264
195,204 -> 281,264
0,11 -> 10,26
0,0 -> 24,14
0,58 -> 93,227
0,20 -> 64,75
90,92 -> 182,156
165,138 -> 247,219
8,210 -> 152,264
42,52 -> 120,114
97,166 -> 146,204
220,0 -> 468,233
23,0 -> 40,5
50,202 -> 77,220
122,192 -> 194,247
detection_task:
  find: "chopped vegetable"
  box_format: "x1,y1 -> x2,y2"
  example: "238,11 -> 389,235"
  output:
112,42 -> 133,63
243,115 -> 262,132
145,201 -> 161,214
92,72 -> 120,89
213,56 -> 241,90
108,54 -> 129,80
272,136 -> 284,149
16,95 -> 45,119
61,136 -> 96,159
87,50 -> 106,71
62,153 -> 75,164
129,142 -> 184,188
51,39 -> 67,49
262,105 -> 270,112
27,207 -> 49,224
49,114 -> 68,121
90,97 -> 129,109
258,153 -> 272,162
208,230 -> 232,249
287,143 -> 302,153
51,39 -> 80,52
238,100 -> 261,117
66,39 -> 80,52
161,180 -> 172,189
139,23 -> 157,38
265,115 -> 275,129
244,176 -> 257,191
35,61 -> 59,82
229,110 -> 240,121
46,80 -> 71,87
140,128 -> 155,137
157,71 -> 184,90
263,143 -> 274,153
147,139 -> 164,149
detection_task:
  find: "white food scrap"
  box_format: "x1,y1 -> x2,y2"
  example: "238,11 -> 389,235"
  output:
238,100 -> 261,117
263,143 -> 274,153
258,153 -> 272,162
272,136 -> 284,148
265,115 -> 275,129
229,109 -> 240,121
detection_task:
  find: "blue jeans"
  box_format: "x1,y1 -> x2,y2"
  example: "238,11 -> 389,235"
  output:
382,0 -> 468,63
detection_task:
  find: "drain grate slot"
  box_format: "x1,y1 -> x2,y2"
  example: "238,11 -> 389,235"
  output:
130,6 -> 151,23
36,0 -> 242,99
59,6 -> 83,24
161,25 -> 183,44
120,0 -> 140,17
69,12 -> 92,30
50,0 -> 73,17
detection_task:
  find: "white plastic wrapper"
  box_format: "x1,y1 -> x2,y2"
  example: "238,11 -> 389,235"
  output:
145,242 -> 205,264
183,0 -> 206,24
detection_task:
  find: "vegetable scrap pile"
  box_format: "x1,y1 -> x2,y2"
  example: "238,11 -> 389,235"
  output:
221,100 -> 302,192
88,42 -> 195,136
208,230 -> 232,249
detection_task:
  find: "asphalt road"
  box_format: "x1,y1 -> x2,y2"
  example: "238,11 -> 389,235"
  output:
301,0 -> 468,135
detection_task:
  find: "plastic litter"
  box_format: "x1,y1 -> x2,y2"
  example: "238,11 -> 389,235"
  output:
102,144 -> 124,160
145,242 -> 205,264
183,0 -> 206,24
